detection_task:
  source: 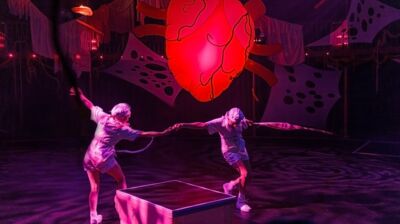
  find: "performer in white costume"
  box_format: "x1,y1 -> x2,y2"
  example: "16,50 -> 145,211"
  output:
172,107 -> 332,213
70,88 -> 172,224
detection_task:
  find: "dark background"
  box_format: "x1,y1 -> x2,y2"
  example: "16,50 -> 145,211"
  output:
0,0 -> 400,142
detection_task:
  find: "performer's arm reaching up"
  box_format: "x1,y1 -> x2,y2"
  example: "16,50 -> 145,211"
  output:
69,87 -> 94,110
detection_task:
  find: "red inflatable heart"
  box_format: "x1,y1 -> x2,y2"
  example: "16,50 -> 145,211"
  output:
166,0 -> 255,102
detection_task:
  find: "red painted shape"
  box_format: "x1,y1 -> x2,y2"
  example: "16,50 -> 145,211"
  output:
166,0 -> 254,102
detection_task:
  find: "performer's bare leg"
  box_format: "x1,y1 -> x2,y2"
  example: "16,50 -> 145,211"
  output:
232,160 -> 251,196
87,170 -> 103,223
106,164 -> 127,190
225,160 -> 252,212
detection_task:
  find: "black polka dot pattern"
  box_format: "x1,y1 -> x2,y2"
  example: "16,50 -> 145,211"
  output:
342,0 -> 398,43
105,34 -> 181,106
139,79 -> 148,84
307,0 -> 400,48
131,50 -> 138,59
155,73 -> 167,79
278,66 -> 339,117
164,87 -> 173,96
348,27 -> 358,37
306,81 -> 316,88
368,8 -> 374,16
361,20 -> 368,32
112,62 -> 176,100
288,75 -> 296,83
296,92 -> 306,99
283,96 -> 294,105
145,63 -> 166,71
306,106 -> 316,114
140,72 -> 149,77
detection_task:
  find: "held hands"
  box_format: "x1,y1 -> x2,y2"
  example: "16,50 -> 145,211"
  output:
171,123 -> 184,131
160,123 -> 183,136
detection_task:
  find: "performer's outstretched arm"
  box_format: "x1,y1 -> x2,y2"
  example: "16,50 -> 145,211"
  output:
138,127 -> 174,137
172,122 -> 207,130
254,122 -> 334,135
69,87 -> 94,110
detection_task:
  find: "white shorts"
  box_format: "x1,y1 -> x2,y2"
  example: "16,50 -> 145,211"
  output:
83,153 -> 118,173
223,150 -> 249,166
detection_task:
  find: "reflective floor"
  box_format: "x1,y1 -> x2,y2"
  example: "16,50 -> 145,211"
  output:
1,138 -> 400,224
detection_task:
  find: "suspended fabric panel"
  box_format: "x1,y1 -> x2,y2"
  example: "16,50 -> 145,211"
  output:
309,0 -> 400,46
258,16 -> 305,66
262,64 -> 341,129
108,0 -> 135,34
104,34 -> 181,106
7,0 -> 30,19
7,1 -> 103,76
138,0 -> 170,24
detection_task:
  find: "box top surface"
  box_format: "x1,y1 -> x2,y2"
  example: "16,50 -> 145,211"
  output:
120,180 -> 236,213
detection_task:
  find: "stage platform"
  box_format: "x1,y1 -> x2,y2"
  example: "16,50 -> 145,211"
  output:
115,180 -> 236,224
1,139 -> 400,223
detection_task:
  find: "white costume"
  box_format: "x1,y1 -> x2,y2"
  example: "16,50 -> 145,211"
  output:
83,106 -> 139,173
206,108 -> 249,165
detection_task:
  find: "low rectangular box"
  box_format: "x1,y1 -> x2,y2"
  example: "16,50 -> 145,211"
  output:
115,180 -> 236,224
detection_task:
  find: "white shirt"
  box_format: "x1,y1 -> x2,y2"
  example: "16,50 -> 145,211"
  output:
206,116 -> 248,154
87,106 -> 139,163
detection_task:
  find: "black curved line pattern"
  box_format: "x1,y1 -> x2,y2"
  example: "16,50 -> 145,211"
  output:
175,0 -> 207,41
199,13 -> 251,100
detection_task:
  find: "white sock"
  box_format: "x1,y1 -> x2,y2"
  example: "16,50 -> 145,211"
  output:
238,192 -> 246,200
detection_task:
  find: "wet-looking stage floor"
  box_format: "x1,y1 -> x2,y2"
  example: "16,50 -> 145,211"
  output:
1,138 -> 400,224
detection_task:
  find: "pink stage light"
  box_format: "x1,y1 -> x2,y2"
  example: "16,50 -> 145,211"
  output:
71,5 -> 93,16
90,39 -> 98,51
0,33 -> 5,49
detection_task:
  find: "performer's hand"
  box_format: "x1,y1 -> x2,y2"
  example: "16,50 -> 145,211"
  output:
172,123 -> 184,131
69,87 -> 81,96
244,119 -> 254,127
163,126 -> 175,135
